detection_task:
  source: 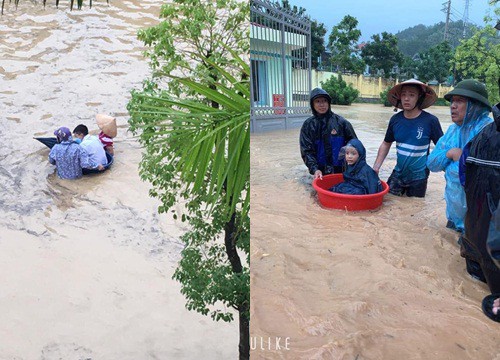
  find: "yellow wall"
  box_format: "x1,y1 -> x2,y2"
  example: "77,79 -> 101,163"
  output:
313,71 -> 452,99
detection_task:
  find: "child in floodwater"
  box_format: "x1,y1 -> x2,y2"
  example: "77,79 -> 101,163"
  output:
96,114 -> 117,155
329,139 -> 382,195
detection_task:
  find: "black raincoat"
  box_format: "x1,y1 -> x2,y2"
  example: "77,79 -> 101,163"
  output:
330,139 -> 382,195
299,88 -> 357,175
462,101 -> 500,293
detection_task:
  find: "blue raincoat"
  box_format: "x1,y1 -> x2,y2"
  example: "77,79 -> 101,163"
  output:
427,100 -> 493,232
330,139 -> 382,195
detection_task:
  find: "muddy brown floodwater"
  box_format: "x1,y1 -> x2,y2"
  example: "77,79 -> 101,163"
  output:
250,103 -> 500,360
0,1 -> 237,359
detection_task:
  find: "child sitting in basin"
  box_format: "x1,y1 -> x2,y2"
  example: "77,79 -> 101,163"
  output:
329,139 -> 382,195
96,114 -> 117,155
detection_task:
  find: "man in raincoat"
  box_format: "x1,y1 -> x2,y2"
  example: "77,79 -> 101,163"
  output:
461,88 -> 500,322
300,88 -> 357,180
427,79 -> 493,233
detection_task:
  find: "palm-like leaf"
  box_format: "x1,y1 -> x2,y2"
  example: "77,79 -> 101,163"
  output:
129,51 -> 250,221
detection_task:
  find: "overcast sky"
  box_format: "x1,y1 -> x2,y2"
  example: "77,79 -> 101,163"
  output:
285,0 -> 498,42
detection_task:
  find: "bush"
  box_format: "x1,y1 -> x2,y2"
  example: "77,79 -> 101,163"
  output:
380,87 -> 392,107
320,75 -> 359,105
379,89 -> 449,107
434,98 -> 449,106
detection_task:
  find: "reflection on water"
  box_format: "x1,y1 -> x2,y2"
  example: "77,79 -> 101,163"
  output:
0,2 -> 237,359
250,103 -> 499,359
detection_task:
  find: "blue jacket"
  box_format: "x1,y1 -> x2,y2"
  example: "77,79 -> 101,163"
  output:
330,139 -> 382,195
49,140 -> 98,179
427,100 -> 493,231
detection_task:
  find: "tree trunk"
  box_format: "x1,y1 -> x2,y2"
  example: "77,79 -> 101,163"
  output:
239,305 -> 250,360
224,212 -> 249,359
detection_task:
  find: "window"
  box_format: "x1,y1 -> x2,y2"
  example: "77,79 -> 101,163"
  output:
251,59 -> 269,106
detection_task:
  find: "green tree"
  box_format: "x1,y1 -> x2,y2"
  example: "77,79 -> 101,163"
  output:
278,0 -> 326,69
278,0 -> 306,15
139,0 -> 248,97
453,25 -> 500,105
398,55 -> 417,80
311,20 -> 327,69
127,0 -> 250,358
320,75 -> 359,105
380,87 -> 392,107
361,32 -> 403,78
396,21 -> 480,57
415,41 -> 453,83
328,15 -> 365,74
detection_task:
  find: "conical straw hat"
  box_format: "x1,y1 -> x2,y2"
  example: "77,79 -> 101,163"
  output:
96,114 -> 117,138
388,79 -> 437,110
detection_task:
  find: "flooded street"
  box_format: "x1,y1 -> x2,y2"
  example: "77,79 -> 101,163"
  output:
250,103 -> 500,359
0,1 -> 236,359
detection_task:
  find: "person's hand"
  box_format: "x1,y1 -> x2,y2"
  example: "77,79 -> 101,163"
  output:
446,148 -> 462,161
97,164 -> 105,171
493,297 -> 500,315
313,170 -> 323,180
373,164 -> 380,175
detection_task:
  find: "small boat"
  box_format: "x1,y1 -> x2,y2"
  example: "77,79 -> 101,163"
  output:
34,137 -> 113,174
313,174 -> 389,211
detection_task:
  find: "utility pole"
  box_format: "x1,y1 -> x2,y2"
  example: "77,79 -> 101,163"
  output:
442,0 -> 451,41
463,0 -> 470,38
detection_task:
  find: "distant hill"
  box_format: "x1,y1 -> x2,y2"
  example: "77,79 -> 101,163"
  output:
396,20 -> 479,57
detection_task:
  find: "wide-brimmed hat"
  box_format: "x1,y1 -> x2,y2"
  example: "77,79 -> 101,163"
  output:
444,79 -> 491,110
96,114 -> 117,138
53,127 -> 72,142
388,79 -> 438,109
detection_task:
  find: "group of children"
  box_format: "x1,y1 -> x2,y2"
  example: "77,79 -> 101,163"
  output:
300,79 -> 500,322
49,114 -> 117,180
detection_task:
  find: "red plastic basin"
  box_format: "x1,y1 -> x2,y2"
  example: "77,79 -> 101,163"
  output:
312,174 -> 390,211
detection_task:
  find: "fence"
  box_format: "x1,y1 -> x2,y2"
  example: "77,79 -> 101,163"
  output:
250,0 -> 311,132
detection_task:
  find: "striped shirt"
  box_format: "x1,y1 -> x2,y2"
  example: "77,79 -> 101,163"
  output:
385,110 -> 443,182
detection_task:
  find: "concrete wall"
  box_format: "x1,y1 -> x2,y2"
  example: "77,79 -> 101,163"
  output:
251,71 -> 453,133
313,71 -> 453,99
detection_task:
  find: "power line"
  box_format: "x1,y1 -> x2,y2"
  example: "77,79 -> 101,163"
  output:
450,5 -> 464,19
442,0 -> 451,40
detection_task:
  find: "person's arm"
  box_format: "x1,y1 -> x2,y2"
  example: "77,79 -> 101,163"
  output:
431,117 -> 444,145
299,123 -> 320,176
427,131 -> 453,172
79,147 -> 103,170
104,145 -> 114,156
486,199 -> 500,269
458,142 -> 470,186
446,148 -> 462,161
362,165 -> 382,194
372,141 -> 392,174
48,147 -> 56,165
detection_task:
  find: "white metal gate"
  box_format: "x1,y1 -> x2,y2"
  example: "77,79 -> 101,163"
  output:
250,0 -> 311,132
